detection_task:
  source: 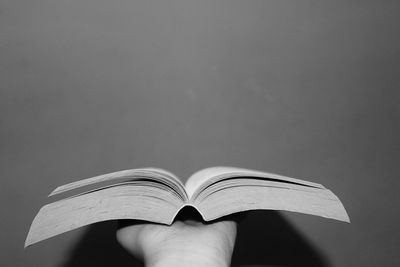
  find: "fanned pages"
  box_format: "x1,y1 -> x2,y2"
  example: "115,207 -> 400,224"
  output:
26,166 -> 350,247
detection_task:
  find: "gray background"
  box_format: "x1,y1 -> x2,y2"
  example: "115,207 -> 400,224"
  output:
1,1 -> 399,266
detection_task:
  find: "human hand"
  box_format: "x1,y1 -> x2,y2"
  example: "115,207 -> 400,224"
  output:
116,213 -> 237,267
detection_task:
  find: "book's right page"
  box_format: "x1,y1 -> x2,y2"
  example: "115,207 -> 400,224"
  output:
185,166 -> 323,200
186,167 -> 349,223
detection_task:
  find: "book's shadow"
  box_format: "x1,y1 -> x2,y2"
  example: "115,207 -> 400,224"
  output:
61,210 -> 330,267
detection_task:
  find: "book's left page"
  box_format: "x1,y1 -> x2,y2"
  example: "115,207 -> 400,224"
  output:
26,168 -> 189,247
49,168 -> 187,201
25,179 -> 184,247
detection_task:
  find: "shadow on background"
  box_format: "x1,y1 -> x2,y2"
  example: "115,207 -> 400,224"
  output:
231,211 -> 330,267
62,210 -> 329,267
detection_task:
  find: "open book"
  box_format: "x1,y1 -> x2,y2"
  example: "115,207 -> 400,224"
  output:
25,166 -> 349,247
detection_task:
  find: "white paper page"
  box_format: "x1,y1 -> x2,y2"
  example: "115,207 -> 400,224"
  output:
185,166 -> 323,200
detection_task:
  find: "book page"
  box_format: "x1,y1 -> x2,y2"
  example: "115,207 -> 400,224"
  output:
25,182 -> 183,247
49,168 -> 188,201
196,184 -> 350,223
185,166 -> 323,200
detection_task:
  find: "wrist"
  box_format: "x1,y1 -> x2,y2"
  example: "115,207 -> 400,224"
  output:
144,221 -> 236,267
117,219 -> 237,267
147,248 -> 232,267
